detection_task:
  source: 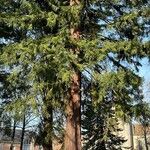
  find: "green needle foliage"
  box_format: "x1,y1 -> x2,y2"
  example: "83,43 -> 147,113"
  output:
82,100 -> 126,150
0,0 -> 150,149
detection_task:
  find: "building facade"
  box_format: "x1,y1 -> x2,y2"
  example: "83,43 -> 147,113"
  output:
119,121 -> 150,150
0,129 -> 42,150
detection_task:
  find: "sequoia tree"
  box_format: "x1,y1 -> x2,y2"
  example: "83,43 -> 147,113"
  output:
0,0 -> 150,150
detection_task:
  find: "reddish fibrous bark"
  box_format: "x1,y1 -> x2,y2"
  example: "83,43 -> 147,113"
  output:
64,72 -> 81,150
64,1 -> 81,149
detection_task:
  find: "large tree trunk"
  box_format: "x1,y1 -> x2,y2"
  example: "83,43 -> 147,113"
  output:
64,1 -> 81,149
42,105 -> 53,150
64,72 -> 81,150
20,114 -> 26,150
39,87 -> 53,150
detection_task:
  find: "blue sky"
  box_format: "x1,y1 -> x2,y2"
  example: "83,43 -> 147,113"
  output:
138,58 -> 150,102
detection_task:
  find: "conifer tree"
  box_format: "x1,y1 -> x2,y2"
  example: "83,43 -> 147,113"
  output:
82,100 -> 125,150
81,64 -> 140,150
134,100 -> 150,150
0,0 -> 150,150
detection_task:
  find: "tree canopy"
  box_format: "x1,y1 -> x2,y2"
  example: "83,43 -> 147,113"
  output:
0,0 -> 150,149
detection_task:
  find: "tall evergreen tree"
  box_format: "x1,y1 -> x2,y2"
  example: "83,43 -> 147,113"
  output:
0,0 -> 149,149
81,63 -> 141,150
82,101 -> 126,150
134,100 -> 150,150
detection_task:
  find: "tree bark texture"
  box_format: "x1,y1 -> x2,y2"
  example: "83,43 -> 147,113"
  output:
64,72 -> 81,150
10,121 -> 16,150
144,125 -> 148,150
64,1 -> 81,149
129,122 -> 134,150
42,105 -> 53,150
20,114 -> 26,150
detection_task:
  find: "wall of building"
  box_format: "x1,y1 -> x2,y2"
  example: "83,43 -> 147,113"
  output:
0,143 -> 43,150
118,120 -> 133,149
118,121 -> 150,150
134,135 -> 150,150
0,143 -> 20,150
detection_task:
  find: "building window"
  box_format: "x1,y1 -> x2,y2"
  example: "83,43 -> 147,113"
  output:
23,144 -> 30,150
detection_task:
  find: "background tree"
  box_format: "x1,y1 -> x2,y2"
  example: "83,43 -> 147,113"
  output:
134,100 -> 150,150
82,100 -> 126,150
